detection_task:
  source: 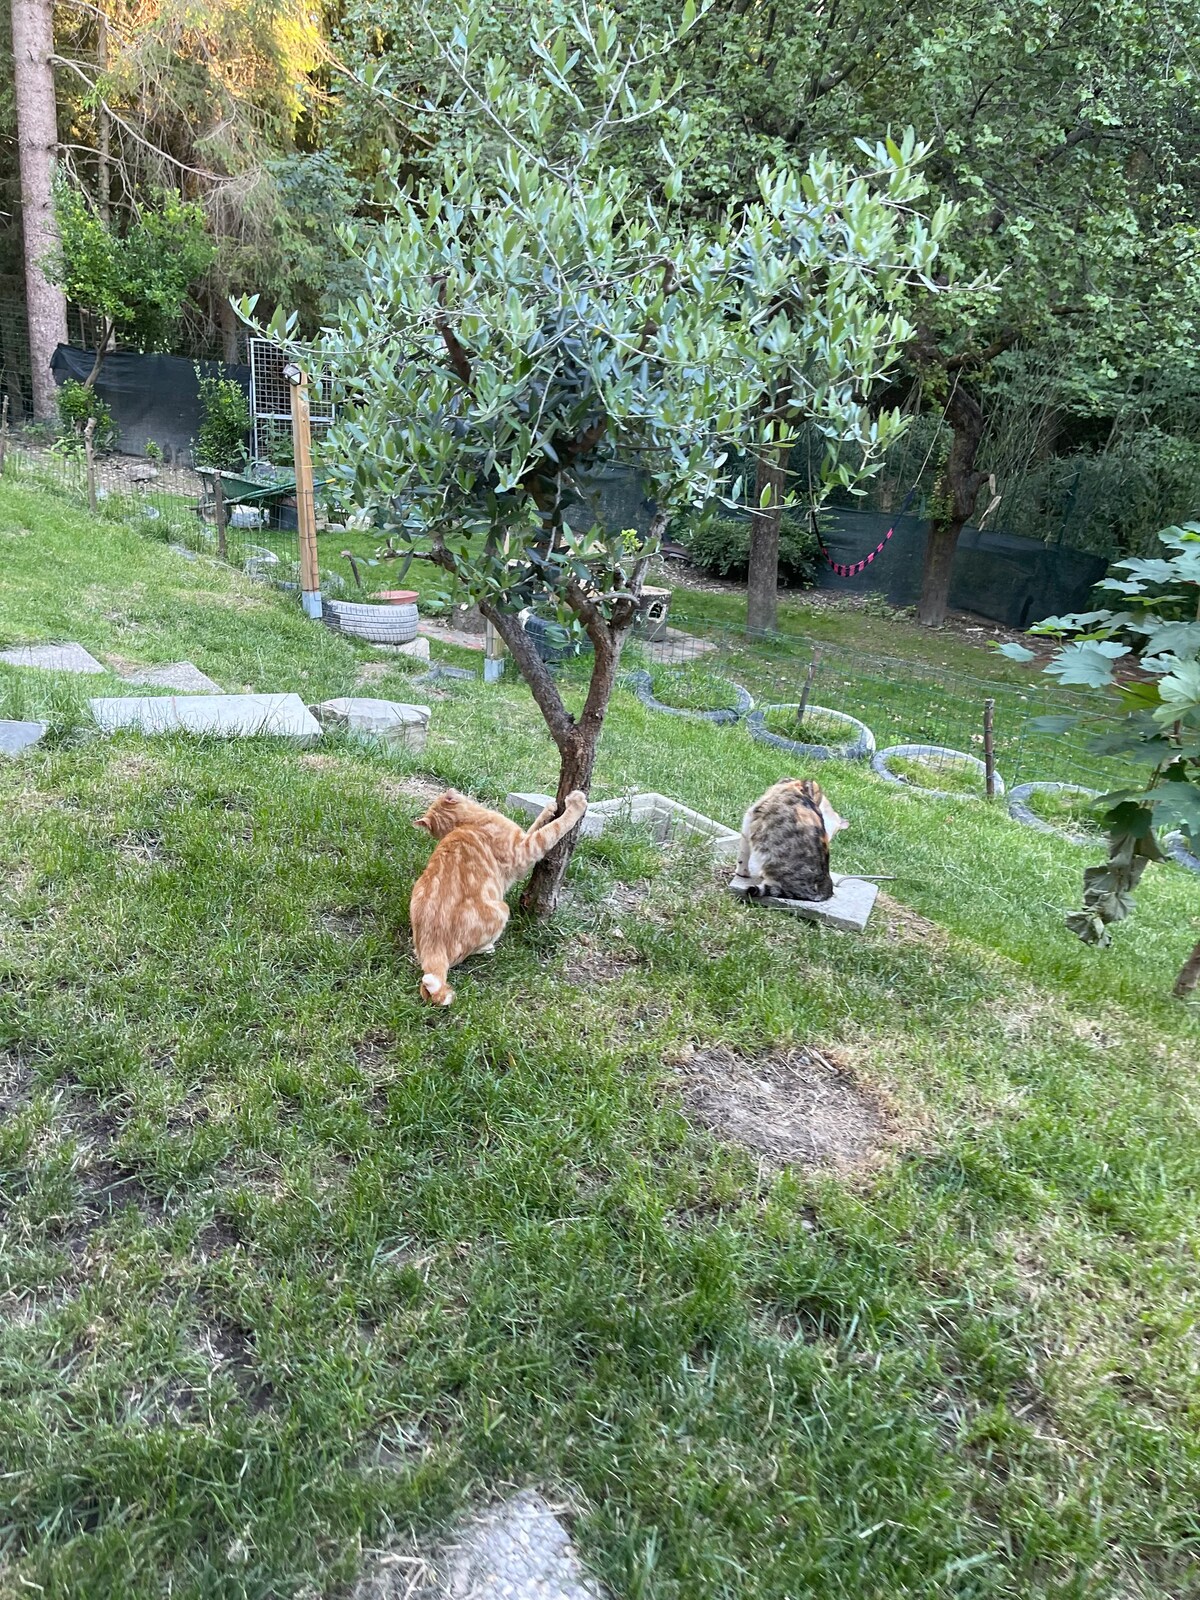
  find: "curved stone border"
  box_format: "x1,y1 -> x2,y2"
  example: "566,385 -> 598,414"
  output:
625,668 -> 753,725
1007,781 -> 1100,844
873,742 -> 1005,799
1163,830 -> 1200,875
747,703 -> 875,762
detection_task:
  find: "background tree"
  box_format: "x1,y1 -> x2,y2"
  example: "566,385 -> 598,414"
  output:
1000,524 -> 1200,996
49,180 -> 214,385
726,135 -> 951,634
259,3 -> 947,914
9,0 -> 66,416
594,0 -> 1200,626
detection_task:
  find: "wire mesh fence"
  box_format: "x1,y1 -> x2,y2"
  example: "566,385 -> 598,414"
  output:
0,421 -> 311,596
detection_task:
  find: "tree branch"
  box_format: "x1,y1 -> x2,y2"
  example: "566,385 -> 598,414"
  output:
431,275 -> 473,388
477,598 -> 576,749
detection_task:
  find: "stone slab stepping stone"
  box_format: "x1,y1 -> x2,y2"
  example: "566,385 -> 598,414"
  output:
310,696 -> 430,752
0,642 -> 105,675
729,874 -> 878,933
508,789 -> 742,859
0,719 -> 47,756
445,1491 -> 605,1600
120,661 -> 223,694
90,693 -> 320,741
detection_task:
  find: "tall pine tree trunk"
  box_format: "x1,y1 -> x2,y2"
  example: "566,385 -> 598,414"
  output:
917,385 -> 986,628
747,432 -> 788,637
11,0 -> 66,420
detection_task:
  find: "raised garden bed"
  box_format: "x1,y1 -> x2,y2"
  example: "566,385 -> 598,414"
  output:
873,743 -> 1006,800
506,789 -> 741,858
626,667 -> 753,725
1164,831 -> 1200,875
747,703 -> 875,761
1008,781 -> 1102,843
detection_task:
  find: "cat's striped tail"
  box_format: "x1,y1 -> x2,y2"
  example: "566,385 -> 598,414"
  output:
420,971 -> 455,1007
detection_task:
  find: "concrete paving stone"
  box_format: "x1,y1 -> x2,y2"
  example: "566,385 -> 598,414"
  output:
0,642 -> 106,675
310,696 -> 431,751
89,693 -> 321,741
729,873 -> 878,933
0,719 -> 47,756
119,661 -> 224,694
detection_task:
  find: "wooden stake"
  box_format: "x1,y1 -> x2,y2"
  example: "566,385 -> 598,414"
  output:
84,416 -> 97,514
288,367 -> 322,619
796,648 -> 819,730
0,395 -> 8,475
983,697 -> 996,799
212,470 -> 227,562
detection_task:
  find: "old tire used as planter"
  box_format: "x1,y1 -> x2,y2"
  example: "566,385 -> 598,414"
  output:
873,742 -> 1006,799
747,703 -> 875,762
523,614 -> 593,665
1007,781 -> 1100,843
625,668 -> 753,725
324,595 -> 419,644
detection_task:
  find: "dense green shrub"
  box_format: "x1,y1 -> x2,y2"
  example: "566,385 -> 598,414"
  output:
55,380 -> 118,452
194,371 -> 251,469
683,514 -> 821,587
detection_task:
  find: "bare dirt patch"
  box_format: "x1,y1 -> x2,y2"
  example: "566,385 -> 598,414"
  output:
320,908 -> 372,941
378,772 -> 448,807
675,1045 -> 893,1171
875,892 -> 947,947
113,829 -> 167,868
563,935 -> 643,984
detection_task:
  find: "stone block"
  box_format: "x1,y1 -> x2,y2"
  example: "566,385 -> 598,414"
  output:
90,693 -> 321,741
729,874 -> 878,933
310,696 -> 430,751
0,719 -> 46,756
0,642 -> 105,675
120,661 -> 223,694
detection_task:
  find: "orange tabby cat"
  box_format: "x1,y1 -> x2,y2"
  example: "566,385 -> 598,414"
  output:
409,788 -> 588,1006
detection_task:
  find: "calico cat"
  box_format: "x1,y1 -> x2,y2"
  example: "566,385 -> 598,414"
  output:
731,778 -> 848,903
409,788 -> 588,1006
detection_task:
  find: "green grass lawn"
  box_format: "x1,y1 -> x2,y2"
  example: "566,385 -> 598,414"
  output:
2,478 -> 1200,1599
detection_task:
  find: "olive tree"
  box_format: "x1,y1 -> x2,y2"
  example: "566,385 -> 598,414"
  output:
260,3 -> 948,914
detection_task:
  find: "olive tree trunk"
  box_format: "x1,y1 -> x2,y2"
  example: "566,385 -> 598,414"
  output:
917,385 -> 986,628
475,515 -> 666,916
746,418 -> 789,637
10,0 -> 67,420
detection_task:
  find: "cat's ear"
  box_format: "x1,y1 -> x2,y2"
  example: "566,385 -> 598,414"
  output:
413,815 -> 432,832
